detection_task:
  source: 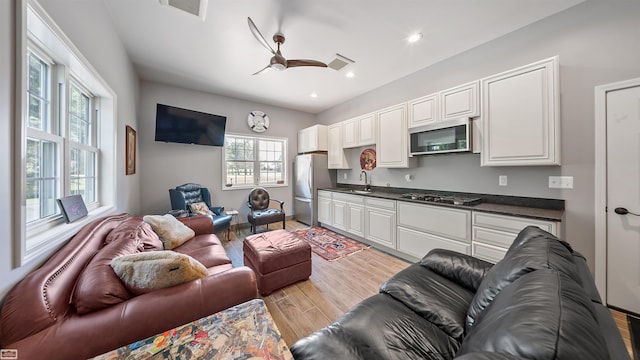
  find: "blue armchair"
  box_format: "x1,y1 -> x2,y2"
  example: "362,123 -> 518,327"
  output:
169,183 -> 232,238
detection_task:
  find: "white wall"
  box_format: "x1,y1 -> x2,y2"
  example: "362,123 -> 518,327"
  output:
316,0 -> 640,268
138,81 -> 316,224
0,0 -> 140,299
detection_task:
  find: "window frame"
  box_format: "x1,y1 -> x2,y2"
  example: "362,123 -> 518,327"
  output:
13,0 -> 117,267
222,133 -> 288,190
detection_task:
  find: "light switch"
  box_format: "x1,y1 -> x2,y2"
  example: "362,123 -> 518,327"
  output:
343,173 -> 348,180
499,175 -> 507,186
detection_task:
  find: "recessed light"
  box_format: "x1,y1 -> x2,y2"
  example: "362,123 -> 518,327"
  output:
407,32 -> 423,43
345,71 -> 355,78
310,92 -> 318,98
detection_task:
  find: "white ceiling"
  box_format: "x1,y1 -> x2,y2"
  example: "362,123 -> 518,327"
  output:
103,0 -> 584,114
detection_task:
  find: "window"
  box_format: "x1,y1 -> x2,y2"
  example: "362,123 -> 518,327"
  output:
224,134 -> 287,189
15,1 -> 117,266
24,47 -> 99,225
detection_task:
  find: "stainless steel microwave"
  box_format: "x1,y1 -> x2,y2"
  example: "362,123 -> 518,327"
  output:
409,117 -> 471,156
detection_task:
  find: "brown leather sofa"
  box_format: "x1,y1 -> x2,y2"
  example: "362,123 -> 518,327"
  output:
0,213 -> 258,360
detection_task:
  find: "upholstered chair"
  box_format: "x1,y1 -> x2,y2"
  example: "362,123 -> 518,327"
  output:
169,183 -> 232,237
247,187 -> 285,234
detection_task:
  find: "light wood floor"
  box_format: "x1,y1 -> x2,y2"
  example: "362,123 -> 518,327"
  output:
223,220 -> 634,358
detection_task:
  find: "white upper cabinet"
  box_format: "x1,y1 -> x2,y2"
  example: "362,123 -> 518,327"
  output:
343,112 -> 376,148
328,123 -> 350,169
481,56 -> 560,166
408,93 -> 439,128
342,118 -> 358,148
358,113 -> 376,146
376,103 -> 416,168
440,81 -> 480,120
297,124 -> 327,154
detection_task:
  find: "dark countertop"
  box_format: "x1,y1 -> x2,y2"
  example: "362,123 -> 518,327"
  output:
319,186 -> 564,222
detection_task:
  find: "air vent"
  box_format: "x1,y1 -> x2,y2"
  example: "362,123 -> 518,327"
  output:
328,53 -> 355,71
159,0 -> 208,20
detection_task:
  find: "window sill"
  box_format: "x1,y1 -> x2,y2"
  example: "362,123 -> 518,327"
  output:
222,183 -> 288,191
21,205 -> 116,266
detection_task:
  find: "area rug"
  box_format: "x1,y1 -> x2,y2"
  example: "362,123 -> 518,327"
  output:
292,227 -> 370,261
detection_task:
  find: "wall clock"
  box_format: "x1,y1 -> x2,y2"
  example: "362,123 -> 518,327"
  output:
248,111 -> 270,133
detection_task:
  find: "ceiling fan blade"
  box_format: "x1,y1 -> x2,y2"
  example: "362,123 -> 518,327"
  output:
286,59 -> 328,68
252,64 -> 272,76
247,17 -> 276,56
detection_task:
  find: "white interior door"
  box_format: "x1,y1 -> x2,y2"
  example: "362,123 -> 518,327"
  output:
607,84 -> 640,314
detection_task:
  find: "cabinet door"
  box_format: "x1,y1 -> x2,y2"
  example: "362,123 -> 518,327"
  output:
365,207 -> 396,249
328,124 -> 350,169
408,93 -> 439,128
347,204 -> 365,237
342,118 -> 358,148
358,113 -> 376,146
398,226 -> 471,259
440,81 -> 480,120
376,103 -> 414,168
297,128 -> 309,154
481,57 -> 560,166
317,196 -> 332,225
332,200 -> 347,230
397,202 -> 470,243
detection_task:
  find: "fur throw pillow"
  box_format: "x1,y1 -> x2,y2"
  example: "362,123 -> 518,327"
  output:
189,201 -> 214,216
111,251 -> 208,295
143,214 -> 195,249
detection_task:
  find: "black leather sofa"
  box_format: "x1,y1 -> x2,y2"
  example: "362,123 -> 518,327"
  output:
291,226 -> 629,360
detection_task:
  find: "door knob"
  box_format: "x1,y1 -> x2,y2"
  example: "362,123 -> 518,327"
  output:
615,207 -> 640,216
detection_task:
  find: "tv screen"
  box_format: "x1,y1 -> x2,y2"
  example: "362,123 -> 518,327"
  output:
155,104 -> 227,147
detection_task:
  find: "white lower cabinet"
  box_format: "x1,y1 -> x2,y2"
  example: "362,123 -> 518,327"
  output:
332,200 -> 347,231
397,202 -> 471,258
397,226 -> 470,258
317,191 -> 332,226
347,203 -> 365,237
364,198 -> 397,249
471,211 -> 560,263
316,190 -> 561,264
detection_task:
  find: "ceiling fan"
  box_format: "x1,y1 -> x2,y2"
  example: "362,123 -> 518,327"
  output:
248,17 -> 327,75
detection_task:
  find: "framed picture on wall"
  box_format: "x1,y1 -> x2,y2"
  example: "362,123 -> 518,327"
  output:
126,125 -> 136,175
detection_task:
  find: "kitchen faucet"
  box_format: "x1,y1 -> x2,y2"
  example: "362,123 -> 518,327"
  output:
360,171 -> 371,191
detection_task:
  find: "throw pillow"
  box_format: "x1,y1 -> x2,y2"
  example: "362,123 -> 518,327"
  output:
111,251 -> 208,295
189,201 -> 214,216
143,214 -> 195,249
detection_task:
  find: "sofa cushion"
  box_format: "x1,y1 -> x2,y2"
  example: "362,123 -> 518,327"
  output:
380,263 -> 474,340
105,216 -> 163,251
466,227 -> 578,329
458,269 -> 608,360
143,214 -> 195,249
172,234 -> 231,268
111,251 -> 208,295
71,224 -> 142,314
189,201 -> 214,216
294,293 -> 460,360
420,249 -> 494,292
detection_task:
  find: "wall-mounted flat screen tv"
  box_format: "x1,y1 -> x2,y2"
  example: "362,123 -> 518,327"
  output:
155,104 -> 227,147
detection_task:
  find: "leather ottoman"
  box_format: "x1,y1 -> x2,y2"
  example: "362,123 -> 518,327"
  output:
243,230 -> 312,295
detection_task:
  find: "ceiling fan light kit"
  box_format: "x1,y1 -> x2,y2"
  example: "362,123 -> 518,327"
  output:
248,17 -> 328,75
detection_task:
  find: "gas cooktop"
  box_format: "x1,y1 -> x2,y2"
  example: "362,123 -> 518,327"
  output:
400,192 -> 482,206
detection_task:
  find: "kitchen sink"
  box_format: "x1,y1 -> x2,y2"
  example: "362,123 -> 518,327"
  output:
348,189 -> 372,194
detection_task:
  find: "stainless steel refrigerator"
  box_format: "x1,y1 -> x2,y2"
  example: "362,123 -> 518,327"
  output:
294,153 -> 334,226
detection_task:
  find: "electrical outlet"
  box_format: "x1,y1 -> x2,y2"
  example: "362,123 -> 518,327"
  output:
548,176 -> 574,189
343,173 -> 347,180
499,175 -> 508,186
